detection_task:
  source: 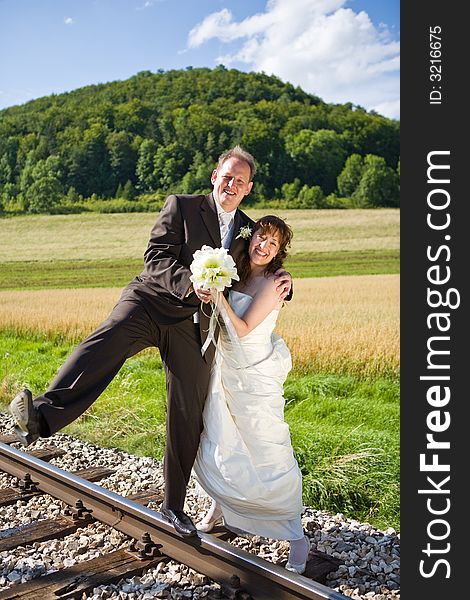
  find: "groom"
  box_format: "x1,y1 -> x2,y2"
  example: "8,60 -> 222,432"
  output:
10,145 -> 292,537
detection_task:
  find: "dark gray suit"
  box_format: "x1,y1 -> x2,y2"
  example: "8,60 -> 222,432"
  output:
34,193 -> 253,510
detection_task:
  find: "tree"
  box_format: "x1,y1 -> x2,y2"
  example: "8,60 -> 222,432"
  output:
18,152 -> 37,196
81,122 -> 113,197
27,176 -> 62,213
238,114 -> 287,196
354,117 -> 400,167
296,184 -> 325,208
337,154 -> 364,197
0,154 -> 13,186
113,99 -> 150,136
152,142 -> 186,190
106,131 -> 136,193
121,179 -> 137,200
181,151 -> 213,194
285,129 -> 347,194
0,66 -> 400,213
19,154 -> 64,213
281,178 -> 303,201
352,154 -> 400,207
16,133 -> 48,174
0,182 -> 18,212
65,186 -> 80,203
136,139 -> 158,192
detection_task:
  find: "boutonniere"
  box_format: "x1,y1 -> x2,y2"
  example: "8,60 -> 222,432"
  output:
235,225 -> 252,240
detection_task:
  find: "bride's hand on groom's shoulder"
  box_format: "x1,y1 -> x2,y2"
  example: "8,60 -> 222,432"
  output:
273,269 -> 293,301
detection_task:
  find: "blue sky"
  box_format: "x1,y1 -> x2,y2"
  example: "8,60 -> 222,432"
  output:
0,0 -> 399,118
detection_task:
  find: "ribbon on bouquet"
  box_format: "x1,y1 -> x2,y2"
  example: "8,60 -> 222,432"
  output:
200,291 -> 221,356
199,290 -> 238,355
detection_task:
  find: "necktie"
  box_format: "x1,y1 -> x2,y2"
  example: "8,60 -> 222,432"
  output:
219,212 -> 233,248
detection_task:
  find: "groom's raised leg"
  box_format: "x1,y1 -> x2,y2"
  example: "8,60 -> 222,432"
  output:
11,300 -> 155,442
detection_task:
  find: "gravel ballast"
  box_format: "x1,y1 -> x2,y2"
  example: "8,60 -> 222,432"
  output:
0,413 -> 400,599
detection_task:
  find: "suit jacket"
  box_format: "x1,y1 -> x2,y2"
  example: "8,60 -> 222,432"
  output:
121,193 -> 253,354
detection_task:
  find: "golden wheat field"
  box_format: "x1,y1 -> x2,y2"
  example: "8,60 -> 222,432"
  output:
277,275 -> 399,376
0,275 -> 399,376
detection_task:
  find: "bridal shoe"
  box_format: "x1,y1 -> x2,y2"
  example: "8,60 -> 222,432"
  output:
285,535 -> 309,575
196,515 -> 224,533
285,559 -> 307,575
196,500 -> 224,533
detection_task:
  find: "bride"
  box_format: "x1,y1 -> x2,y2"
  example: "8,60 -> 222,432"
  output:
192,215 -> 310,574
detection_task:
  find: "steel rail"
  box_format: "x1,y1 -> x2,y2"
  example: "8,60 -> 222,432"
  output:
0,441 -> 346,600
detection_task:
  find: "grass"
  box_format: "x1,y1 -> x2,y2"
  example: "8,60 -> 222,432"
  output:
0,249 -> 399,291
287,249 -> 399,278
0,332 -> 399,531
279,275 -> 399,377
0,209 -> 399,261
285,374 -> 399,527
0,259 -> 145,291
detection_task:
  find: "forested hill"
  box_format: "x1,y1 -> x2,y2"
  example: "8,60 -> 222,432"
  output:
0,67 -> 400,214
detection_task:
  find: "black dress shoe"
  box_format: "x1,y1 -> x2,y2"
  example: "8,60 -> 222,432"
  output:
9,389 -> 41,446
160,507 -> 197,537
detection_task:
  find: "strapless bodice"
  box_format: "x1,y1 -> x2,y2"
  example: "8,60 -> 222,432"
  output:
216,289 -> 287,370
227,289 -> 279,344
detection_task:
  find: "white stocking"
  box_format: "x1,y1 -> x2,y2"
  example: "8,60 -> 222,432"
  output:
288,535 -> 309,565
202,498 -> 222,523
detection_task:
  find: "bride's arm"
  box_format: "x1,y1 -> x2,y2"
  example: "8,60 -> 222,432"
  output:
215,278 -> 283,338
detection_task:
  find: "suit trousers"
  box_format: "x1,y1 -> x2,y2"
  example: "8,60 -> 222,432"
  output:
34,298 -> 212,510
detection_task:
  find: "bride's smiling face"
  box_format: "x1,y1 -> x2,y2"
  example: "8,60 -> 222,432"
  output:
248,228 -> 281,267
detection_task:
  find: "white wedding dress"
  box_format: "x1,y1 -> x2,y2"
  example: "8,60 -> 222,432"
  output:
193,290 -> 304,540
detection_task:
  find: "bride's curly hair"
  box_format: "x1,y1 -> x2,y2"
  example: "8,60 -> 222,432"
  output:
238,215 -> 293,284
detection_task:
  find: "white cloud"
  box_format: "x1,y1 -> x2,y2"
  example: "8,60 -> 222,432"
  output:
136,1 -> 161,10
188,0 -> 400,119
64,17 -> 75,25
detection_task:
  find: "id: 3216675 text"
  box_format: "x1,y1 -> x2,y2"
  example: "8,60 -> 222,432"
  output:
429,25 -> 442,106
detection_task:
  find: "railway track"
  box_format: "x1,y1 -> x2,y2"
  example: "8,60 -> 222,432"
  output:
0,437 -> 347,600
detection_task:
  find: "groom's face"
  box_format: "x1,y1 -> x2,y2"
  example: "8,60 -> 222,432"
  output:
211,157 -> 253,212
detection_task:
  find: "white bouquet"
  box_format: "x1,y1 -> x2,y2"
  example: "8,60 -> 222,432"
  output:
189,245 -> 239,291
189,245 -> 239,355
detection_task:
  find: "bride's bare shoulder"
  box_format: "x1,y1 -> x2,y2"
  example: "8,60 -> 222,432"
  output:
253,272 -> 280,298
234,272 -> 279,300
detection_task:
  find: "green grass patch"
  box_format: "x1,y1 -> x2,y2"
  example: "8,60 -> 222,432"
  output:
286,249 -> 400,279
284,374 -> 399,529
0,331 -> 399,531
0,258 -> 144,291
0,248 -> 399,290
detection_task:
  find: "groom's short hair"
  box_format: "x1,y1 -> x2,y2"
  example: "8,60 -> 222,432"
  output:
217,145 -> 257,181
